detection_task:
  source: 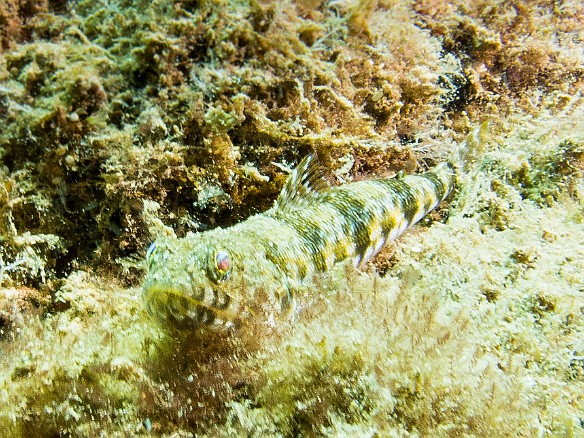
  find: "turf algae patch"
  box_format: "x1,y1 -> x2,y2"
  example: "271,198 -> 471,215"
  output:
385,105 -> 584,436
200,265 -> 537,437
0,0 -> 583,436
0,0 -> 581,286
414,0 -> 584,119
0,272 -> 162,436
1,0 -> 466,285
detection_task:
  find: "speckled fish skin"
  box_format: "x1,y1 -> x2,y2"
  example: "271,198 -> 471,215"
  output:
142,155 -> 455,331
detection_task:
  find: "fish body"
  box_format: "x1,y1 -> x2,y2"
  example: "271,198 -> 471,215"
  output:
142,155 -> 455,331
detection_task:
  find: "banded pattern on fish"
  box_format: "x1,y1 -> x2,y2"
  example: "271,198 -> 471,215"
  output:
142,155 -> 455,331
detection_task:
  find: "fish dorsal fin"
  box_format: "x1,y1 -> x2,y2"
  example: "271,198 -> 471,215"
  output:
270,154 -> 329,216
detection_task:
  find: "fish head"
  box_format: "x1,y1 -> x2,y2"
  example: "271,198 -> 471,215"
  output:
142,231 -> 242,331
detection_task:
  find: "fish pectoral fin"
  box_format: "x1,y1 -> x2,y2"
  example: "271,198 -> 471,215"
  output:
279,287 -> 296,319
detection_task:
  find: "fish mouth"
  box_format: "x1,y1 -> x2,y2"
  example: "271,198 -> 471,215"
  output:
142,283 -> 234,330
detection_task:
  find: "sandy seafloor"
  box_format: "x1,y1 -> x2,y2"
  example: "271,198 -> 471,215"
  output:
0,0 -> 583,436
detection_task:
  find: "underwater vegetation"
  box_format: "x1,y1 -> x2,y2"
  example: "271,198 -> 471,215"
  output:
0,0 -> 583,436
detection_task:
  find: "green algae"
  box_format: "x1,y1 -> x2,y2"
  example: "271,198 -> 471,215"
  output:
0,0 -> 583,436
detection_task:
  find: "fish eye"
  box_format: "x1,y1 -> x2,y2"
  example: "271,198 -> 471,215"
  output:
214,250 -> 231,280
146,242 -> 157,267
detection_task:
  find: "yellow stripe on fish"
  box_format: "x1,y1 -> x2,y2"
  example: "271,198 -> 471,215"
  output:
142,155 -> 455,331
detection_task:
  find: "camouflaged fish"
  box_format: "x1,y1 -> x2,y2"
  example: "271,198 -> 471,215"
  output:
142,154 -> 456,331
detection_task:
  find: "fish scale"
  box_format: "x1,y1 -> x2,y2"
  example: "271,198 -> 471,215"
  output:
142,155 -> 456,331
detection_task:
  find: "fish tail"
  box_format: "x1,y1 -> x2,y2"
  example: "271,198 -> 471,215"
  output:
456,121 -> 490,172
